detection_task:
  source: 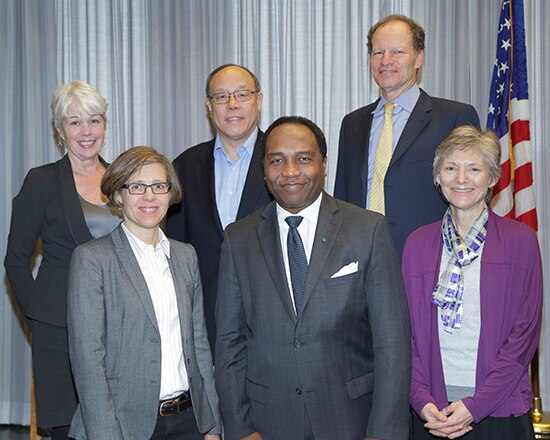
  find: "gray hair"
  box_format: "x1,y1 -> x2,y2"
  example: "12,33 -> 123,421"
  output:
433,125 -> 502,203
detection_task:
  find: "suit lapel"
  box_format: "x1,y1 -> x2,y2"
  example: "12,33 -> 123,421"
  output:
195,142 -> 224,237
359,106 -> 376,193
111,226 -> 160,334
390,89 -> 432,167
167,246 -> 191,346
236,131 -> 268,219
300,193 -> 341,314
57,155 -> 94,245
257,203 -> 297,322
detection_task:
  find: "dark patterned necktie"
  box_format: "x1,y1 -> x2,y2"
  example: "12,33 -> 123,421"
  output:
285,216 -> 308,314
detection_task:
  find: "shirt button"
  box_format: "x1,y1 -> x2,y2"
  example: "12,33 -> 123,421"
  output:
294,339 -> 301,348
295,388 -> 302,395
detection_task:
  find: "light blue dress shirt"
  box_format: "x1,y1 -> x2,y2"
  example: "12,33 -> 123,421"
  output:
214,129 -> 258,229
365,84 -> 421,207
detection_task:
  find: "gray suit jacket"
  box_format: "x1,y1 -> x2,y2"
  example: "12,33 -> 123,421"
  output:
215,193 -> 411,440
67,225 -> 222,439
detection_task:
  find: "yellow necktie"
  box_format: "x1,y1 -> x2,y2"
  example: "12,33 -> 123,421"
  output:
369,103 -> 395,214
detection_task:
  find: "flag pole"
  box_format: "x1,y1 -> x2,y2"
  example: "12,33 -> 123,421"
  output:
532,348 -> 550,437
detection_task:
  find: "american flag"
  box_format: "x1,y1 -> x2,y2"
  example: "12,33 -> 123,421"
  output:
487,0 -> 537,231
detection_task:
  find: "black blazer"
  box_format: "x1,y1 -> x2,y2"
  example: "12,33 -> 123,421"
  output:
5,155 -> 102,327
334,89 -> 480,258
166,132 -> 273,350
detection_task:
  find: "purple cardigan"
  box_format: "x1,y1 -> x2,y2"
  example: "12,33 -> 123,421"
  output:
402,209 -> 543,422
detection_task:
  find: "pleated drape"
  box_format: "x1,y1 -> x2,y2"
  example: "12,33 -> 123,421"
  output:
1,0 -> 549,424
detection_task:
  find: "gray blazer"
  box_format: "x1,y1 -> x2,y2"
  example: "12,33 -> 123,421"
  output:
67,225 -> 222,439
215,193 -> 411,440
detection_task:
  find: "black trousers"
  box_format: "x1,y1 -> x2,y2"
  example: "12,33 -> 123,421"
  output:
150,405 -> 203,440
411,410 -> 535,440
31,320 -> 78,428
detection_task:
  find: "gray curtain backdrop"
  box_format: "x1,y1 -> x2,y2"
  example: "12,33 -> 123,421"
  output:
1,0 -> 549,424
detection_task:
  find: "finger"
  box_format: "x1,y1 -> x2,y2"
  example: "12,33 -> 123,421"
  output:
448,427 -> 473,439
425,420 -> 462,430
427,423 -> 468,435
433,409 -> 448,422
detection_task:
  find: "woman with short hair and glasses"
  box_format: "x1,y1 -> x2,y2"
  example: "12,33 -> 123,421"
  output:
67,147 -> 221,440
403,126 -> 542,439
4,80 -> 122,439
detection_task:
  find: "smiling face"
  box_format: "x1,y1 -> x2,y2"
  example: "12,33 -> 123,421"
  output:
206,66 -> 263,150
436,148 -> 497,221
263,123 -> 327,214
116,162 -> 170,244
58,102 -> 105,163
370,20 -> 424,101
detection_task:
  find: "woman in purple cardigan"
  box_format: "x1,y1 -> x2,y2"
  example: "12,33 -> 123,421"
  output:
402,126 -> 543,439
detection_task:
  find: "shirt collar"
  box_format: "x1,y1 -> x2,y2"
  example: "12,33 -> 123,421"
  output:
372,83 -> 420,115
213,127 -> 259,159
121,223 -> 171,258
276,191 -> 323,224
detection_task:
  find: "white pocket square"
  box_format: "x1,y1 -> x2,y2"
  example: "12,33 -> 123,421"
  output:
331,261 -> 358,278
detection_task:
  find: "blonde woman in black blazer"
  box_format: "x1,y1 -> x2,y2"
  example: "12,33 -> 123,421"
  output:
4,81 -> 121,439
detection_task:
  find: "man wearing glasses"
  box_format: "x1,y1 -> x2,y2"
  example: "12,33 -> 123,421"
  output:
166,64 -> 272,353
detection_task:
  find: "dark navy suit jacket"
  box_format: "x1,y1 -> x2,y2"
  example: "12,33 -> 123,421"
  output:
334,89 -> 480,258
166,132 -> 273,351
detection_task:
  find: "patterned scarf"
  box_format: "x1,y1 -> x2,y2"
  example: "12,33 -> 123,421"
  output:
431,207 -> 489,333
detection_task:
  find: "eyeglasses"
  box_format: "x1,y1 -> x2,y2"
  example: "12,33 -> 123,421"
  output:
208,89 -> 259,105
121,182 -> 171,195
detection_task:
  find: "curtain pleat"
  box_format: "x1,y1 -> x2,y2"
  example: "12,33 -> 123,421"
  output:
2,0 -> 549,424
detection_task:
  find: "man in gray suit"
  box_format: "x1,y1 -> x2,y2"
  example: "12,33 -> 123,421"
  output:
215,117 -> 411,440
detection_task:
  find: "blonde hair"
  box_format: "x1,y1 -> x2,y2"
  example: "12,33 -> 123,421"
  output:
51,81 -> 108,132
433,125 -> 502,203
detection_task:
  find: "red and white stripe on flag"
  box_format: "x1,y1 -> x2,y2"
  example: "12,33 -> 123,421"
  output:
486,0 -> 537,231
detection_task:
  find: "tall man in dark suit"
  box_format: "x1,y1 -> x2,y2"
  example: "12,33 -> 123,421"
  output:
166,64 -> 272,350
334,15 -> 480,258
215,116 -> 411,440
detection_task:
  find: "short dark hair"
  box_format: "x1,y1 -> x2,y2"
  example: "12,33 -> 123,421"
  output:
367,14 -> 425,54
205,64 -> 261,96
261,116 -> 328,159
101,146 -> 182,208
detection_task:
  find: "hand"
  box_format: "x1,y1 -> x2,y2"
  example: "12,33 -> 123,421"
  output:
204,435 -> 221,440
421,402 -> 447,423
241,433 -> 263,440
419,403 -> 449,437
424,400 -> 474,439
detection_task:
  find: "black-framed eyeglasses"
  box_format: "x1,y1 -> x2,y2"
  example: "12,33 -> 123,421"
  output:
208,89 -> 259,105
121,182 -> 171,195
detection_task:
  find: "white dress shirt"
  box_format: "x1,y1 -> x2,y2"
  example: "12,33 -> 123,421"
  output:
122,224 -> 189,399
